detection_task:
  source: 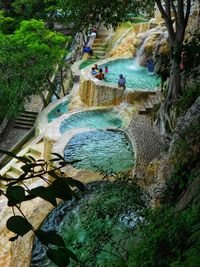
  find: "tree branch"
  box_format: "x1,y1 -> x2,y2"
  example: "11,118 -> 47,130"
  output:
170,0 -> 178,31
177,0 -> 184,25
155,0 -> 175,45
184,0 -> 191,28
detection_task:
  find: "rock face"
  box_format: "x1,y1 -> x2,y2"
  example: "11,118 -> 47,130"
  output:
107,20 -> 169,66
145,97 -> 200,206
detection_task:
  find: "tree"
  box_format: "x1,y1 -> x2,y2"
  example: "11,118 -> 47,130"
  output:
0,19 -> 70,118
155,0 -> 192,101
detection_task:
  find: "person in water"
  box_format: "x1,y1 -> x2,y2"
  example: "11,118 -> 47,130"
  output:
104,66 -> 109,73
95,68 -> 105,80
94,63 -> 99,72
56,109 -> 62,116
91,67 -> 97,75
146,57 -> 154,73
118,74 -> 126,90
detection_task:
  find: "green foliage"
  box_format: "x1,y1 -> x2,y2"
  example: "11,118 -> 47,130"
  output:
0,149 -> 85,266
0,19 -> 69,118
127,204 -> 200,267
178,82 -> 200,114
57,0 -> 153,33
0,15 -> 18,34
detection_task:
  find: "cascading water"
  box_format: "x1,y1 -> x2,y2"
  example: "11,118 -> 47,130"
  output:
135,27 -> 168,66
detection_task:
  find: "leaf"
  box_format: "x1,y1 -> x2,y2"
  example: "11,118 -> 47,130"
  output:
50,180 -> 73,201
47,248 -> 70,267
30,186 -> 57,206
35,229 -> 65,247
65,178 -> 85,192
6,186 -> 26,206
6,216 -> 32,236
48,170 -> 66,181
21,164 -> 32,173
9,235 -> 19,241
27,155 -> 36,162
51,153 -> 65,161
0,149 -> 30,163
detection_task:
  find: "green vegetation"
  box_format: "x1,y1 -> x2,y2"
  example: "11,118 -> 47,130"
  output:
0,19 -> 69,118
127,204 -> 200,267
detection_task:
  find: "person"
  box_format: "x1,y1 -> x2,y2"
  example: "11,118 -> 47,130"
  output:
56,109 -> 62,116
91,67 -> 97,75
118,74 -> 126,90
95,68 -> 105,80
146,57 -> 154,73
94,63 -> 99,72
104,66 -> 109,73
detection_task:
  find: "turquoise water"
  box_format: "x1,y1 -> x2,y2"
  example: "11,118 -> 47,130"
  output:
100,58 -> 160,90
48,101 -> 68,123
60,109 -> 122,134
64,130 -> 134,173
31,182 -> 143,267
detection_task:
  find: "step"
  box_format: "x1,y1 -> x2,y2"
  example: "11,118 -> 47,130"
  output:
94,51 -> 106,56
93,39 -> 107,44
19,113 -> 38,119
14,122 -> 34,129
22,111 -> 38,115
5,166 -> 23,178
29,147 -> 42,157
149,95 -> 159,106
14,120 -> 35,126
92,47 -> 106,52
13,124 -> 33,130
16,117 -> 35,123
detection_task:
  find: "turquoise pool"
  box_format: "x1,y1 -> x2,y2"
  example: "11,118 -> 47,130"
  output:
48,101 -> 68,123
64,130 -> 134,174
100,58 -> 160,90
60,109 -> 122,134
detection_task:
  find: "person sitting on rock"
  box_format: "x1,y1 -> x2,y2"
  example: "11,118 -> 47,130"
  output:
95,68 -> 105,80
118,74 -> 126,90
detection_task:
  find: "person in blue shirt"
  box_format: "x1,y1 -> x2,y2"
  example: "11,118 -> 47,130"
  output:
146,57 -> 154,73
118,74 -> 126,90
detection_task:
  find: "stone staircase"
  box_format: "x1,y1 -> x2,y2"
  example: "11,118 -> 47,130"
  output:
0,136 -> 44,187
136,91 -> 165,114
92,26 -> 110,59
13,111 -> 38,130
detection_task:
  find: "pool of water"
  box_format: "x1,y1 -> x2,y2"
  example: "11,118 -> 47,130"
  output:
64,130 -> 134,173
48,101 -> 68,123
60,109 -> 122,134
100,58 -> 160,90
31,182 -> 143,267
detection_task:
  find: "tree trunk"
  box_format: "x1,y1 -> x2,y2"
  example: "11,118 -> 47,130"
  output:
39,92 -> 48,107
60,69 -> 65,96
166,57 -> 181,103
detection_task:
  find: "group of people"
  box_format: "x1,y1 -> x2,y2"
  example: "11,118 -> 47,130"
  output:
91,64 -> 108,80
91,64 -> 126,90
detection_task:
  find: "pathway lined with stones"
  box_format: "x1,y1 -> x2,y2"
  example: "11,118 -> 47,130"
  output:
128,114 -> 164,177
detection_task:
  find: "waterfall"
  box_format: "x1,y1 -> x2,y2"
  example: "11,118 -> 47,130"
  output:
135,27 -> 168,66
